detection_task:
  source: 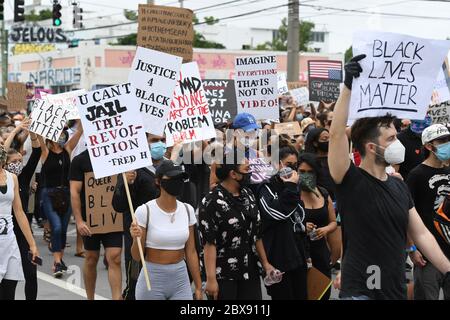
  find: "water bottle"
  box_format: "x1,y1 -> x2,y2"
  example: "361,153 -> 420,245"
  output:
264,269 -> 284,286
309,228 -> 319,241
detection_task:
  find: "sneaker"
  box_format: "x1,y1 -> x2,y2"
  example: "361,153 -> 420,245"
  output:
60,260 -> 68,273
53,263 -> 64,278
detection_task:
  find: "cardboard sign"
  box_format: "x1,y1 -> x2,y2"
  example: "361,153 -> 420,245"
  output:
290,87 -> 309,106
235,55 -> 279,120
250,157 -> 276,184
274,122 -> 302,136
7,82 -> 28,112
165,62 -> 216,147
41,89 -> 86,120
427,101 -> 450,124
137,4 -> 194,63
128,46 -> 182,136
277,73 -> 289,95
307,267 -> 333,300
84,172 -> 123,235
350,31 -> 450,120
77,83 -> 152,179
308,60 -> 342,102
28,99 -> 68,142
202,79 -> 237,124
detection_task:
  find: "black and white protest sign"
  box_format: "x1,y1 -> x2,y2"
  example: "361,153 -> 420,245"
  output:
77,83 -> 151,179
41,89 -> 86,120
29,99 -> 69,142
350,31 -> 450,120
128,47 -> 182,136
202,79 -> 237,124
250,157 -> 276,184
428,101 -> 450,124
235,55 -> 279,120
165,62 -> 216,147
277,73 -> 289,95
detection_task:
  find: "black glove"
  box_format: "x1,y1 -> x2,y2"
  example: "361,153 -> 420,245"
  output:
344,54 -> 366,90
444,271 -> 450,300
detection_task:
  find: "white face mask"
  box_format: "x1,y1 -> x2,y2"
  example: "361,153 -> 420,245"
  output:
377,139 -> 406,165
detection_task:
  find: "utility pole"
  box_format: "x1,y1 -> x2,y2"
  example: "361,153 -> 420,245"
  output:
1,16 -> 7,96
287,0 -> 299,82
147,0 -> 155,4
179,0 -> 184,8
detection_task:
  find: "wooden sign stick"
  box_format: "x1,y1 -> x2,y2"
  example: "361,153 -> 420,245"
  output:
122,172 -> 151,290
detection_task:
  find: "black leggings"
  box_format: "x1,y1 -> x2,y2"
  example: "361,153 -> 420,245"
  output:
0,279 -> 18,300
217,279 -> 262,300
16,234 -> 38,300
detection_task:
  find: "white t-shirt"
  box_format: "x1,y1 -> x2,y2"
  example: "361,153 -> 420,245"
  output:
135,199 -> 197,250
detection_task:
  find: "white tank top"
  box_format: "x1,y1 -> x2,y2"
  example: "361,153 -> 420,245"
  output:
0,171 -> 15,238
135,200 -> 197,250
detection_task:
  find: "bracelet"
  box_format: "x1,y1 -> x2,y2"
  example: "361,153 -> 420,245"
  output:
406,245 -> 417,253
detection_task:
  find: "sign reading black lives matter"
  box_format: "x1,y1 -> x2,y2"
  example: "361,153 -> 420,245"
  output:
76,83 -> 151,179
350,31 -> 450,120
202,79 -> 238,124
28,99 -> 69,142
128,46 -> 182,136
235,55 -> 279,120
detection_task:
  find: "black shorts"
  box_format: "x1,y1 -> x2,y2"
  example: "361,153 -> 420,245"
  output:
82,232 -> 123,251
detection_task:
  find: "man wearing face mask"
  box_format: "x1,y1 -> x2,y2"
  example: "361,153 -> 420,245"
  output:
148,135 -> 168,172
406,124 -> 450,300
231,113 -> 261,160
329,54 -> 450,300
396,117 -> 432,180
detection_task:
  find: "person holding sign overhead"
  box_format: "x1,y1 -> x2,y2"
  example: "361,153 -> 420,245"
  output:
130,160 -> 202,300
329,54 -> 450,300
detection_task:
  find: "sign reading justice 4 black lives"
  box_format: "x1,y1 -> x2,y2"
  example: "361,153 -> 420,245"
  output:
77,83 -> 151,179
202,79 -> 237,124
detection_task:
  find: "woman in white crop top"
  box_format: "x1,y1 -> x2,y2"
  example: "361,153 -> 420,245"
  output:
130,160 -> 202,300
0,146 -> 39,300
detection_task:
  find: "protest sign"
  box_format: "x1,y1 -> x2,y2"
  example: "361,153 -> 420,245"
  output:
202,79 -> 237,124
274,122 -> 302,136
41,89 -> 86,120
308,60 -> 342,102
28,99 -> 68,142
7,82 -> 27,112
128,47 -> 182,136
427,101 -> 450,124
250,157 -> 276,184
235,55 -> 279,120
290,87 -> 309,106
277,73 -> 289,95
307,267 -> 333,300
431,62 -> 450,105
137,4 -> 194,63
77,83 -> 151,179
350,31 -> 450,120
85,172 -> 123,234
165,62 -> 216,147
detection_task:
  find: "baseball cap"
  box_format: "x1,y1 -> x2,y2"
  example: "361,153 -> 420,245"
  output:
231,113 -> 261,132
155,160 -> 188,179
421,124 -> 450,145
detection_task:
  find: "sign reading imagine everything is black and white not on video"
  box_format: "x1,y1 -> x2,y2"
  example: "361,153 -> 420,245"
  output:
165,62 -> 216,147
128,46 -> 182,136
234,55 -> 279,120
202,79 -> 238,124
76,83 -> 151,179
28,99 -> 69,142
350,31 -> 450,120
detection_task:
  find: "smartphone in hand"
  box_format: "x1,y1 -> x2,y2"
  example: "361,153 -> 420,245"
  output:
28,251 -> 43,266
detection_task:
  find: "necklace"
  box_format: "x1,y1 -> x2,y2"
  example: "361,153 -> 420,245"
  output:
167,212 -> 176,223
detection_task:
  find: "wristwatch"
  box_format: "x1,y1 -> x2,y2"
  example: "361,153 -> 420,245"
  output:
406,245 -> 417,253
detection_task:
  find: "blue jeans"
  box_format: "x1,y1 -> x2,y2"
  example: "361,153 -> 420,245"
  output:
41,187 -> 71,253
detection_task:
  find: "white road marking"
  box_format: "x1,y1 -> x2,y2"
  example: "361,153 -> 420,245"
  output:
37,271 -> 109,300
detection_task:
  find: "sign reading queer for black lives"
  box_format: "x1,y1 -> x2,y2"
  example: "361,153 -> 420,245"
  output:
234,55 -> 279,120
350,31 -> 450,120
29,99 -> 68,142
77,83 -> 151,179
202,79 -> 237,124
165,62 -> 216,147
128,46 -> 182,136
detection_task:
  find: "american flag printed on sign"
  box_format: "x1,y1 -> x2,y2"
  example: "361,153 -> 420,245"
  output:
308,60 -> 343,81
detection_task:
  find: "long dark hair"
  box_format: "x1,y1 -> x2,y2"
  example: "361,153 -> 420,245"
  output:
304,128 -> 328,153
298,152 -> 321,178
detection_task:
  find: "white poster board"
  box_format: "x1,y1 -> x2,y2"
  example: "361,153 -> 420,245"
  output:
290,87 -> 309,106
41,89 -> 86,120
28,99 -> 69,142
277,73 -> 289,95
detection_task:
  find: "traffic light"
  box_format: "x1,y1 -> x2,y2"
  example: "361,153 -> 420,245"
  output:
0,1 -> 4,21
14,0 -> 25,23
72,3 -> 83,29
52,1 -> 62,27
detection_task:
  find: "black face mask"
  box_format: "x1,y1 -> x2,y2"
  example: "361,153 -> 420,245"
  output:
160,178 -> 185,196
317,141 -> 329,152
236,171 -> 252,187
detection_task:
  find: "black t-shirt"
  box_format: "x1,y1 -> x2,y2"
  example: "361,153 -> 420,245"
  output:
69,150 -> 93,221
41,150 -> 70,188
406,164 -> 450,259
397,128 -> 424,180
336,163 -> 413,300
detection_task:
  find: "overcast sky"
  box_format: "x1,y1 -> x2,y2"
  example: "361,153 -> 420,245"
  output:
12,0 -> 450,53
